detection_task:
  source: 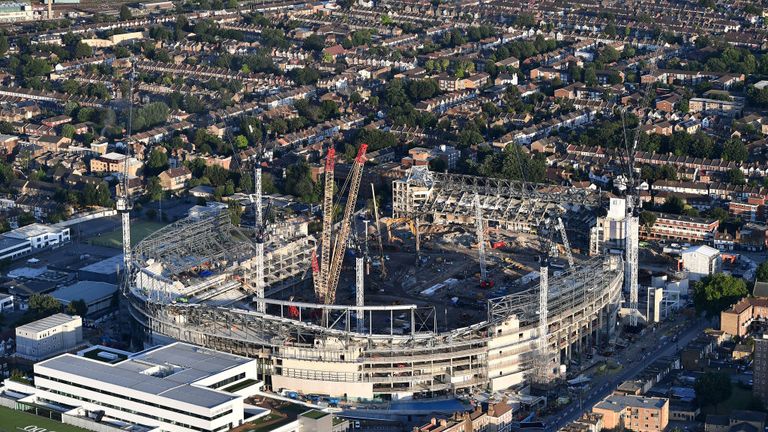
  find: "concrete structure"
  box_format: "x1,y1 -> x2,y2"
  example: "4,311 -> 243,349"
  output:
681,245 -> 721,281
15,313 -> 83,361
590,197 -> 628,255
126,176 -> 622,400
592,394 -> 669,432
3,342 -> 257,432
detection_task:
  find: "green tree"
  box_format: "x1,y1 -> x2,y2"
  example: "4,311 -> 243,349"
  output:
66,299 -> 88,316
661,195 -> 686,214
73,41 -> 92,58
146,148 -> 169,177
721,139 -> 748,162
639,211 -> 656,234
146,177 -> 163,201
234,135 -> 248,149
61,124 -> 76,138
119,5 -> 133,20
725,168 -> 746,185
584,67 -> 598,87
0,35 -> 9,56
756,261 -> 768,283
692,274 -> 748,316
695,372 -> 732,409
28,294 -> 61,316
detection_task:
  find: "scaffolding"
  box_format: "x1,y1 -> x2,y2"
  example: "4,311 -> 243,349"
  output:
393,171 -> 601,231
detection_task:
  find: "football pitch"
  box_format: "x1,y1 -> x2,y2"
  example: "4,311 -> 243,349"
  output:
0,406 -> 88,432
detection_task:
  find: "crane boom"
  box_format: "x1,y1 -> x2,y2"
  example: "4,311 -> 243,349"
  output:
325,144 -> 367,305
556,217 -> 574,268
316,148 -> 336,302
370,183 -> 387,279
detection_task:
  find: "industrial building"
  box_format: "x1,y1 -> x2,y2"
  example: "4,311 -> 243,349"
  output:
50,280 -> 118,317
15,313 -> 83,361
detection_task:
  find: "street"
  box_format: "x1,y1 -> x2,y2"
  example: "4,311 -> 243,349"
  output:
545,317 -> 711,431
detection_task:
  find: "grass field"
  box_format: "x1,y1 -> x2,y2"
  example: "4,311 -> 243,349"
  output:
89,220 -> 168,249
0,405 -> 89,432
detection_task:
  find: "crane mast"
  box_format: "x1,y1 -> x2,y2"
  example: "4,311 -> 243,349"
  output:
370,183 -> 387,279
254,166 -> 265,313
316,148 -> 336,302
325,144 -> 367,305
474,195 -> 487,281
118,67 -> 135,278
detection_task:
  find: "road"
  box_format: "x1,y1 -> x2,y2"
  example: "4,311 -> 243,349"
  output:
546,317 -> 711,431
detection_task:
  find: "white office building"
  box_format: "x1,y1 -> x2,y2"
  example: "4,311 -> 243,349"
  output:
3,223 -> 70,249
15,313 -> 83,361
681,245 -> 721,281
4,343 -> 259,432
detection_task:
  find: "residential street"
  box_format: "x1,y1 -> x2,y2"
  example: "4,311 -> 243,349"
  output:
546,317 -> 712,431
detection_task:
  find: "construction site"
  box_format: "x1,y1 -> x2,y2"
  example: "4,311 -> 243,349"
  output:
123,145 -> 632,401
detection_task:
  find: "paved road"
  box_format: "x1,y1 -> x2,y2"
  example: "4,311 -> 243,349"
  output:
546,318 -> 711,431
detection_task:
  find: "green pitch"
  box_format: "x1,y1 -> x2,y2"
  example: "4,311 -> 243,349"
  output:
0,406 -> 89,432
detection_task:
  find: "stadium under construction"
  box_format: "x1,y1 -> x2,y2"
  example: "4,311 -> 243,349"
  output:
123,160 -> 629,401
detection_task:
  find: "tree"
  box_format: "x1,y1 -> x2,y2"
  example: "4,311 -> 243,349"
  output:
584,67 -> 598,87
61,124 -> 76,139
234,135 -> 249,149
725,168 -> 746,185
695,372 -> 732,409
146,148 -> 169,177
302,35 -> 325,52
28,294 -> 61,316
119,5 -> 132,21
757,261 -> 768,283
639,211 -> 656,232
73,42 -> 92,58
661,195 -> 686,214
721,139 -> 748,162
0,35 -> 8,56
146,177 -> 163,201
66,299 -> 88,316
692,273 -> 748,316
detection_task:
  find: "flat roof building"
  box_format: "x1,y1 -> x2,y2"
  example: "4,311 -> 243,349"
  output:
4,342 -> 260,432
592,394 -> 669,432
15,313 -> 82,361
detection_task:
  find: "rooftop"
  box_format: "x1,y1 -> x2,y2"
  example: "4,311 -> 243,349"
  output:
683,244 -> 720,258
37,342 -> 250,409
50,281 -> 118,305
17,313 -> 80,333
593,394 -> 668,412
4,223 -> 66,240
